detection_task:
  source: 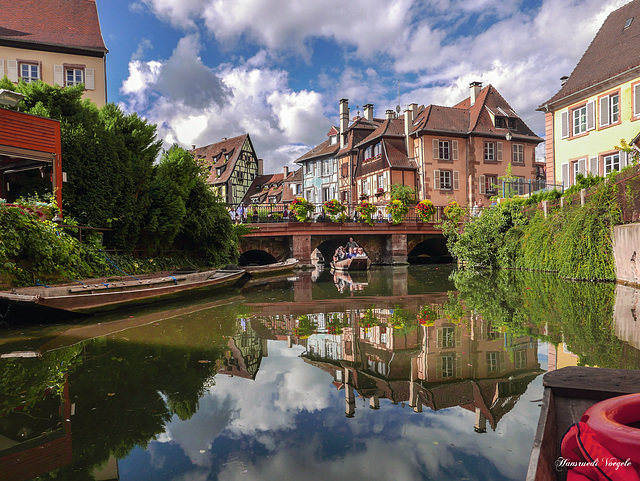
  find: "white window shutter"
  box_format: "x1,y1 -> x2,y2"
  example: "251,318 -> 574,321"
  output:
578,158 -> 587,176
453,171 -> 460,190
561,163 -> 569,190
0,59 -> 4,79
496,142 -> 503,161
589,156 -> 599,176
7,59 -> 18,82
599,96 -> 609,127
479,175 -> 486,194
635,84 -> 640,117
586,100 -> 595,131
53,65 -> 64,86
620,150 -> 628,169
85,68 -> 95,90
434,170 -> 441,190
452,140 -> 459,161
432,139 -> 439,160
561,110 -> 569,138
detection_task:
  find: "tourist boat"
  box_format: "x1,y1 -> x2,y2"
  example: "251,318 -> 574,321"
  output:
243,258 -> 299,277
330,254 -> 371,271
0,268 -> 245,316
527,366 -> 640,481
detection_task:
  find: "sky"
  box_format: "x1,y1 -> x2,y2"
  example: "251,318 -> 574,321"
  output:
96,0 -> 629,174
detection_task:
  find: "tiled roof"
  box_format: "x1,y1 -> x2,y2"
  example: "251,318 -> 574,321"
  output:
294,137 -> 340,164
0,0 -> 108,53
337,117 -> 382,155
191,134 -> 248,185
355,117 -> 405,148
413,85 -> 541,142
385,138 -> 417,169
241,173 -> 284,204
541,0 -> 640,108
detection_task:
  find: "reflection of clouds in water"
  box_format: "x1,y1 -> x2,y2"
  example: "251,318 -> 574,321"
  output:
151,342 -> 542,480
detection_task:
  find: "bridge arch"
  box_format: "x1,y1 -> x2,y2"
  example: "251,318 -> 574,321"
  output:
238,249 -> 279,266
407,235 -> 452,264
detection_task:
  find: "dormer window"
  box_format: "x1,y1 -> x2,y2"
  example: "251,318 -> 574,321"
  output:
216,165 -> 226,177
495,117 -> 506,128
373,143 -> 382,157
330,135 -> 338,145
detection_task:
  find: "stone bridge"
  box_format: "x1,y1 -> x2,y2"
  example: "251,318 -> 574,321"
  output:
239,222 -> 450,266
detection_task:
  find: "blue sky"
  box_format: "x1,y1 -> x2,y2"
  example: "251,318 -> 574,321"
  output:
96,0 -> 628,173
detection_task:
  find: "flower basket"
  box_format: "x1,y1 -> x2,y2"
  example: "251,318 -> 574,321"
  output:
356,200 -> 377,226
385,199 -> 408,224
418,305 -> 437,326
443,200 -> 465,222
291,197 -> 314,222
323,199 -> 346,221
416,199 -> 436,222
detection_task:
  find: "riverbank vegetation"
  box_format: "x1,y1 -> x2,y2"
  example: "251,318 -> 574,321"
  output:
441,172 -> 623,281
0,80 -> 242,287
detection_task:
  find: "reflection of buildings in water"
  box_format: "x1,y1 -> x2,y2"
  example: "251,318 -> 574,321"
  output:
311,262 -> 324,282
548,342 -> 579,371
218,319 -> 269,380
0,380 -> 73,480
300,312 -> 541,431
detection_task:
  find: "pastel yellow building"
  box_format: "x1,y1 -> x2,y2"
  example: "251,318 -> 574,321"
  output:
538,0 -> 640,187
0,0 -> 108,107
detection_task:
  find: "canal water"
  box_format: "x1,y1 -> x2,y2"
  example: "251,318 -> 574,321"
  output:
1,266 -> 639,481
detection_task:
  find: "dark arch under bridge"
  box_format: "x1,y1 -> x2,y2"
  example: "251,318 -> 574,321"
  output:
239,222 -> 450,266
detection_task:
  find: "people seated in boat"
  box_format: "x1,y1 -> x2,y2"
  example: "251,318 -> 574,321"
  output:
355,247 -> 365,256
333,246 -> 347,262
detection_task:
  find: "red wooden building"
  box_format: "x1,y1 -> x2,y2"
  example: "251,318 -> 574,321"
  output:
0,107 -> 63,211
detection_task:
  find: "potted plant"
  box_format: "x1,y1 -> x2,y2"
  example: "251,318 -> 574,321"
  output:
356,200 -> 377,226
385,199 -> 409,224
416,199 -> 436,222
291,197 -> 314,222
323,198 -> 346,222
376,187 -> 384,197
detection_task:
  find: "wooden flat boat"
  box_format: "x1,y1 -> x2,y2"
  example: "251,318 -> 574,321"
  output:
526,366 -> 640,481
244,258 -> 298,277
0,269 -> 245,315
330,255 -> 371,271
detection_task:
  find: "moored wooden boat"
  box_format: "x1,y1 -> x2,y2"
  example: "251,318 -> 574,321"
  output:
526,366 -> 640,481
244,258 -> 298,277
0,269 -> 245,316
330,255 -> 371,271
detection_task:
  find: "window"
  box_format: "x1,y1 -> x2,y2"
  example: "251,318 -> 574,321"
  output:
66,68 -> 84,87
487,352 -> 499,373
322,187 -> 331,202
20,63 -> 40,83
599,93 -> 619,127
364,146 -> 372,159
514,350 -> 526,370
433,169 -> 459,190
484,141 -> 503,162
479,174 -> 498,195
373,143 -> 382,157
362,178 -> 370,195
512,144 -> 524,164
329,135 -> 338,145
304,162 -> 311,175
432,139 -> 458,160
573,105 -> 587,135
441,327 -> 456,348
322,159 -> 331,176
634,83 -> 640,118
604,153 -> 620,174
377,174 -> 385,191
438,354 -> 455,379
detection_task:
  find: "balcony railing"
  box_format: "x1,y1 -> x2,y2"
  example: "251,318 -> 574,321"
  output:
229,202 -> 451,224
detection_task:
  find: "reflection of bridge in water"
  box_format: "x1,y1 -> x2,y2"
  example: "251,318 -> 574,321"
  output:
240,222 -> 452,267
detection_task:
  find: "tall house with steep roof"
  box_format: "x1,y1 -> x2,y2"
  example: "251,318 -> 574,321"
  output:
538,0 -> 640,189
410,82 -> 543,206
295,126 -> 342,205
191,133 -> 261,205
0,0 -> 109,106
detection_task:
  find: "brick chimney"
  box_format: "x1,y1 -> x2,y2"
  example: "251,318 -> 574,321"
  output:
404,103 -> 417,159
339,99 -> 349,149
470,81 -> 482,106
257,158 -> 263,175
386,109 -> 395,119
363,103 -> 374,121
283,165 -> 289,178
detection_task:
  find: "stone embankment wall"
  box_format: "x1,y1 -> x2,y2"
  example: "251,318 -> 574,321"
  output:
613,224 -> 640,287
